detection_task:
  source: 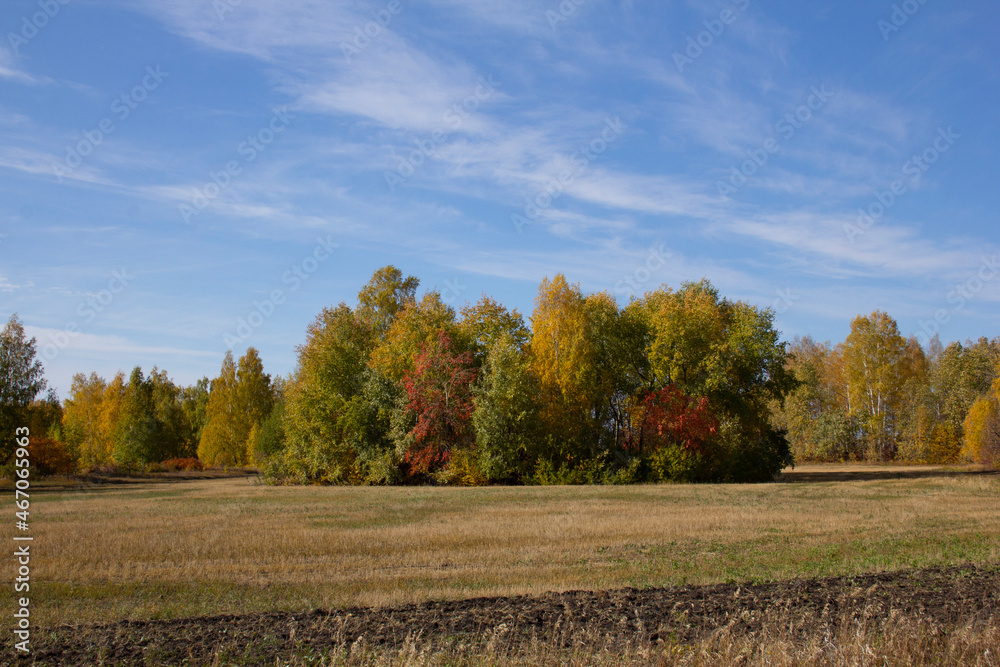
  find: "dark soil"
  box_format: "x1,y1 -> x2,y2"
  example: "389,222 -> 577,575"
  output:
8,564 -> 999,666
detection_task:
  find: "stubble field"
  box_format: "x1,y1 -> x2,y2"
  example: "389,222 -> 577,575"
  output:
3,464 -> 999,665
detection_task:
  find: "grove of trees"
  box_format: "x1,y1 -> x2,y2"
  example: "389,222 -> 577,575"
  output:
3,269 -> 998,482
775,311 -> 1000,465
260,268 -> 797,484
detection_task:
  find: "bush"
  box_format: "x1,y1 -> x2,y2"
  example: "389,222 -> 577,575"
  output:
160,457 -> 204,471
27,436 -> 76,476
647,445 -> 702,483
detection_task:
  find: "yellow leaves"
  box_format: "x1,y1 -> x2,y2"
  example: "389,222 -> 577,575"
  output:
962,361 -> 1000,466
961,396 -> 999,464
97,372 -> 125,464
644,280 -> 726,393
529,274 -> 592,403
369,292 -> 463,383
459,295 -> 529,359
199,348 -> 272,467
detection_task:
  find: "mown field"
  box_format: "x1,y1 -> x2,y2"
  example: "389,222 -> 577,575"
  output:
2,464 -> 999,665
1,464 -> 997,625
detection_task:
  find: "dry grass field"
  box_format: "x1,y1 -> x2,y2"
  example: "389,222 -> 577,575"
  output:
3,463 -> 998,634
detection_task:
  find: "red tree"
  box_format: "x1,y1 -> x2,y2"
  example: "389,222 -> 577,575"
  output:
636,385 -> 718,454
402,332 -> 477,474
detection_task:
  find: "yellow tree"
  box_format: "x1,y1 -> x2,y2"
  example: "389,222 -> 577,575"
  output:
198,351 -> 240,466
843,311 -> 907,460
529,275 -> 595,457
96,372 -> 126,465
62,372 -> 108,467
961,360 -> 1000,466
237,347 -> 274,464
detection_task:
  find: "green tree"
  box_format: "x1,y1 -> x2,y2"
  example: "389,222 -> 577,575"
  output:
179,377 -> 210,454
585,291 -> 649,452
28,388 -> 63,442
641,280 -> 796,479
340,368 -> 405,484
930,338 -> 1000,437
459,295 -> 530,365
148,368 -> 188,461
356,265 -> 419,339
0,314 -> 47,461
282,305 -> 371,482
472,332 -> 543,482
112,367 -> 159,469
248,398 -> 286,468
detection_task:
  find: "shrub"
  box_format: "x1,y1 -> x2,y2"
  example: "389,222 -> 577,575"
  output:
27,436 -> 76,477
160,457 -> 204,471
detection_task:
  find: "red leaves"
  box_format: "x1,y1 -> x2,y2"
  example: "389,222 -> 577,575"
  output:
402,332 -> 477,474
637,385 -> 718,454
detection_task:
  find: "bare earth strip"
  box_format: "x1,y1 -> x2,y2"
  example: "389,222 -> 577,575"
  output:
11,564 -> 1000,666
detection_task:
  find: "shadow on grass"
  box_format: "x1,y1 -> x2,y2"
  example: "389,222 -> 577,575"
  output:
778,465 -> 998,483
0,468 -> 260,495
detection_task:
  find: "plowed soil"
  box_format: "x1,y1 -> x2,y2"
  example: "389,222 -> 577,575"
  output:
10,564 -> 1000,666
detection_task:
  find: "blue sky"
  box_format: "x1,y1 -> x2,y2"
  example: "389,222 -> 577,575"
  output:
1,0 -> 998,396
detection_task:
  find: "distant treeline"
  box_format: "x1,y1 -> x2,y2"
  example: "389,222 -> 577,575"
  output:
777,323 -> 999,466
4,266 -> 999,482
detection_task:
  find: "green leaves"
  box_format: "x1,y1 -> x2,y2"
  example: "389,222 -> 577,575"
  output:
0,314 -> 47,461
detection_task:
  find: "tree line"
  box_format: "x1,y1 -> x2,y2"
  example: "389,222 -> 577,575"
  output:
776,312 -> 1000,466
2,267 -> 998,482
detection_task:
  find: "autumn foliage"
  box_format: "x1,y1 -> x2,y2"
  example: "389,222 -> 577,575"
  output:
402,332 -> 477,474
636,385 -> 718,455
44,266 -> 999,483
775,312 -> 1000,466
